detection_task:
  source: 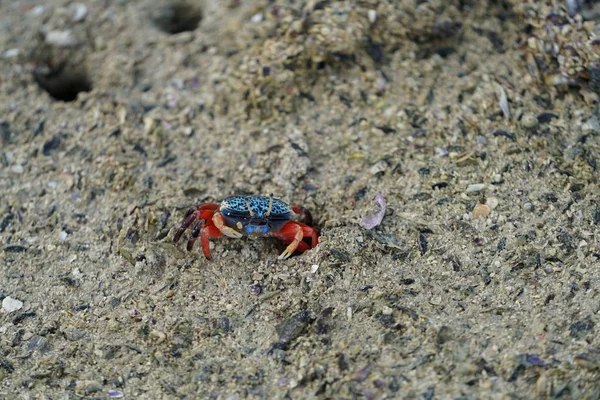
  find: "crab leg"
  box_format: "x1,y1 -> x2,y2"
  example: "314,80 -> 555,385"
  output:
200,221 -> 223,259
174,204 -> 219,243
183,217 -> 223,259
275,223 -> 304,259
290,221 -> 319,247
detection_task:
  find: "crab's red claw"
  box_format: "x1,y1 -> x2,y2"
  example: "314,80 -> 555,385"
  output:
292,206 -> 313,227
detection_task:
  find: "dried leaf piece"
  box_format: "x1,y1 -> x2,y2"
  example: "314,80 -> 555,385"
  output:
360,194 -> 386,230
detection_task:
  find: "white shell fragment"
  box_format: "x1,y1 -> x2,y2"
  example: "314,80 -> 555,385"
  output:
494,83 -> 510,119
368,9 -> 377,24
2,296 -> 24,314
360,194 -> 386,230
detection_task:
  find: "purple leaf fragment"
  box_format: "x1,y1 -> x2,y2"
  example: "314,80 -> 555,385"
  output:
360,194 -> 386,230
108,390 -> 124,398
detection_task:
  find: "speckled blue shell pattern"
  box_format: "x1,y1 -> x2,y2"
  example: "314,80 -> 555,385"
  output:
220,196 -> 291,218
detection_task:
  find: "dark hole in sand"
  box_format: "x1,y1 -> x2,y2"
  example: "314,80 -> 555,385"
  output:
152,2 -> 202,34
33,64 -> 92,102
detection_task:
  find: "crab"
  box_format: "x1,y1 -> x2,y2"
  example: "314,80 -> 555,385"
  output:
174,195 -> 319,260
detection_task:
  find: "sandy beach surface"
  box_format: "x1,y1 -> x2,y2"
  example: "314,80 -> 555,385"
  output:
1,0 -> 599,398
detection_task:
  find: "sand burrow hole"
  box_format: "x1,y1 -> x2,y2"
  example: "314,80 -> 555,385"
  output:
151,2 -> 203,34
33,63 -> 92,102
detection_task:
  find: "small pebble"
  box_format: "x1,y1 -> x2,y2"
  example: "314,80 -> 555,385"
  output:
251,13 -> 263,23
2,48 -> 19,58
249,284 -> 262,296
436,147 -> 449,156
495,83 -> 510,119
48,181 -> 58,189
582,116 -> 599,132
2,296 -> 24,314
75,380 -> 102,395
368,9 -> 377,24
491,173 -> 503,184
523,201 -> 534,212
12,164 -> 24,174
369,160 -> 388,175
310,264 -> 319,274
59,231 -> 68,241
30,5 -> 45,15
466,183 -> 486,193
71,3 -> 88,22
521,113 -> 539,129
45,30 -> 79,47
473,203 -> 491,218
108,390 -> 124,399
486,197 -> 499,209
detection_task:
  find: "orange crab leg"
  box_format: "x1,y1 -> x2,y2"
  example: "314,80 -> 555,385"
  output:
292,221 -> 319,246
275,223 -> 304,259
274,221 -> 319,259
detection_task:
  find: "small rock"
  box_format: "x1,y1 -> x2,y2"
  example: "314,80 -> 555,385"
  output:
485,197 -> 499,209
491,173 -> 503,184
71,3 -> 88,22
569,319 -> 594,338
369,160 -> 388,175
582,116 -> 599,132
277,311 -> 311,345
436,147 -> 449,156
30,5 -> 45,15
368,9 -> 377,24
251,13 -> 263,23
523,201 -> 534,212
2,296 -> 24,314
12,164 -> 24,174
27,336 -> 48,352
59,231 -> 68,241
473,203 -> 491,218
466,183 -> 486,193
436,325 -> 453,345
2,48 -> 19,58
75,380 -> 103,395
521,113 -> 539,129
381,306 -> 393,316
45,30 -> 79,47
64,328 -> 86,341
108,390 -> 124,399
